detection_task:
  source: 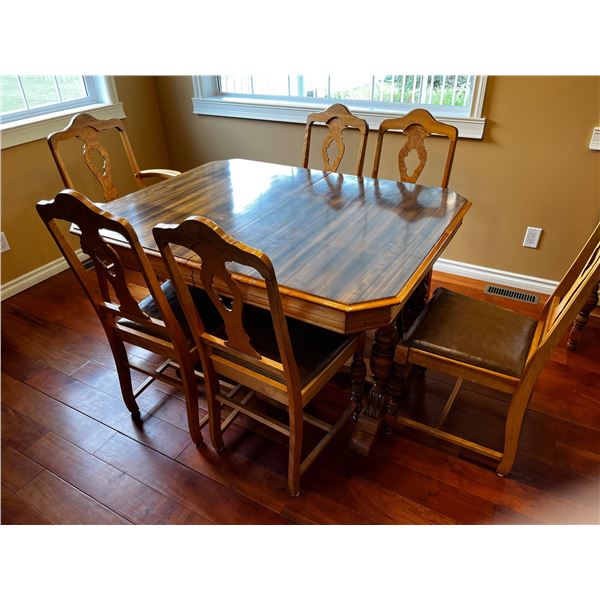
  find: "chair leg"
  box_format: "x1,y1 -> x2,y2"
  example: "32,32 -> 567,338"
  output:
496,389 -> 533,476
105,330 -> 140,417
205,376 -> 224,452
288,401 -> 303,497
177,353 -> 204,446
436,378 -> 463,428
567,281 -> 599,350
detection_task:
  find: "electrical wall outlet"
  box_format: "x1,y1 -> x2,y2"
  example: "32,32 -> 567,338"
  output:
0,232 -> 10,253
523,226 -> 542,249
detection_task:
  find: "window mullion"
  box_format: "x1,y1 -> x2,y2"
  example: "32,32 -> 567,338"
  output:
15,76 -> 30,110
440,75 -> 447,105
419,75 -> 428,103
52,76 -> 63,103
463,76 -> 472,107
451,76 -> 458,106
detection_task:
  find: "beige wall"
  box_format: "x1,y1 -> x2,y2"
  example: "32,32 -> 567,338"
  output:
1,76 -> 170,283
156,75 -> 600,281
2,75 -> 599,287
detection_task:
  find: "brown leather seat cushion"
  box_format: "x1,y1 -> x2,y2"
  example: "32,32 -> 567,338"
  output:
220,305 -> 355,387
402,287 -> 538,377
118,280 -> 224,342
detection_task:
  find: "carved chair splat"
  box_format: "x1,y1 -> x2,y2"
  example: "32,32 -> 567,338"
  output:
47,112 -> 180,202
371,108 -> 458,188
302,103 -> 369,176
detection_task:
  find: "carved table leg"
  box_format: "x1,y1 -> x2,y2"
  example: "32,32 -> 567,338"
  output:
348,273 -> 432,456
384,361 -> 405,435
567,281 -> 599,350
349,324 -> 397,455
350,332 -> 367,419
382,275 -> 429,436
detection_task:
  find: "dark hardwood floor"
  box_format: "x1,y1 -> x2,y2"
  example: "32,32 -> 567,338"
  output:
2,269 -> 599,524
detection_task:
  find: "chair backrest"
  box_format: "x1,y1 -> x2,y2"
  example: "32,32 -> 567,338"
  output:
371,108 -> 458,187
153,217 -> 302,392
550,222 -> 600,301
540,223 -> 600,345
301,103 -> 369,176
47,113 -> 142,202
521,222 -> 600,386
36,189 -> 183,342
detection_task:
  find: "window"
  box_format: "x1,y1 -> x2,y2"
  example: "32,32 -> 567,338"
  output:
0,75 -> 125,149
2,76 -> 99,123
193,75 -> 487,138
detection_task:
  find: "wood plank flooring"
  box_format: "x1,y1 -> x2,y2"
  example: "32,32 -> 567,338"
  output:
2,269 -> 599,524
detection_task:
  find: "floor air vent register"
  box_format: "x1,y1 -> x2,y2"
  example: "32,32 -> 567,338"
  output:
484,284 -> 539,304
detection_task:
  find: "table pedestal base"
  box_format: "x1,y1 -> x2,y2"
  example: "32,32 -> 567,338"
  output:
349,413 -> 383,455
349,276 -> 430,456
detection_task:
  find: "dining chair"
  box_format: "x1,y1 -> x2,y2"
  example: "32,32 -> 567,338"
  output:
567,280 -> 599,349
153,216 -> 365,496
301,103 -> 369,176
47,112 -> 180,202
567,269 -> 599,351
371,108 -> 458,187
36,189 -> 224,444
566,226 -> 600,350
393,221 -> 600,476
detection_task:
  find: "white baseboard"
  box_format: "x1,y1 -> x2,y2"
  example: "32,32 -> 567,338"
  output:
0,252 -> 560,302
0,249 -> 86,302
433,258 -> 558,296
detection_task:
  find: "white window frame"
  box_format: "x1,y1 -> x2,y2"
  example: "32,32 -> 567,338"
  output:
192,75 -> 487,139
1,76 -> 125,149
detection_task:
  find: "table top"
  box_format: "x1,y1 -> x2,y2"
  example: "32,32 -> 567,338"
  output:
106,159 -> 470,314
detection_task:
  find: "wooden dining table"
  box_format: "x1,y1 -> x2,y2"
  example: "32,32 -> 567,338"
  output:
99,158 -> 471,455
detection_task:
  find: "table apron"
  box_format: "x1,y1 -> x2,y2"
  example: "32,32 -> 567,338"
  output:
113,245 -> 404,334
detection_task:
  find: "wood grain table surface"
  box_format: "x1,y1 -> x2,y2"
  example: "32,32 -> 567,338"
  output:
103,159 -> 471,334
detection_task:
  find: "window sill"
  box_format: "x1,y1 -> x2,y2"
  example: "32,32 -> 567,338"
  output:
192,95 -> 486,139
0,102 -> 126,149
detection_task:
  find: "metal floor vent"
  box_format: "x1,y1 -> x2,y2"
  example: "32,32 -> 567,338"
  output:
484,284 -> 539,304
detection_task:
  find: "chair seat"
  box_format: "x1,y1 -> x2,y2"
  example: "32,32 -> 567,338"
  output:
220,305 -> 355,387
118,280 -> 224,342
402,287 -> 538,377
